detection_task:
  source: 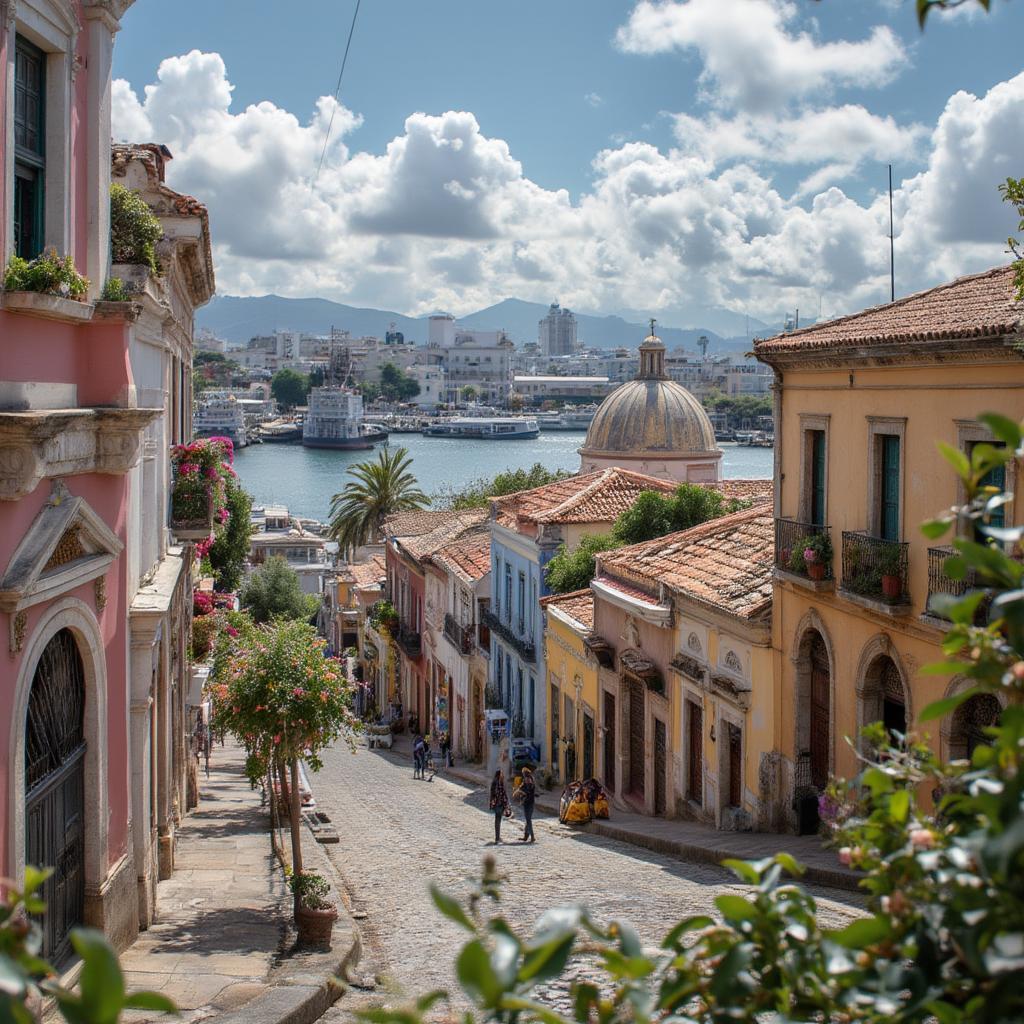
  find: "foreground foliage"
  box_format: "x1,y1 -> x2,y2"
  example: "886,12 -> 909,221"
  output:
3,250 -> 88,299
365,415 -> 1024,1022
1,868 -> 174,1024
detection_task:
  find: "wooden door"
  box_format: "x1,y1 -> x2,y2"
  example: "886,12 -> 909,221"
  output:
628,679 -> 645,798
687,700 -> 702,803
727,724 -> 742,808
583,712 -> 594,780
654,718 -> 667,816
809,635 -> 830,789
603,692 -> 616,791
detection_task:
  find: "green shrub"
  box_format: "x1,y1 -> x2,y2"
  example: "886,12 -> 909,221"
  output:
3,249 -> 88,298
101,276 -> 132,302
289,871 -> 332,911
110,182 -> 162,273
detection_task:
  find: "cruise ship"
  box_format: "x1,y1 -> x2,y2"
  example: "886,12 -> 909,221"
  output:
302,386 -> 389,450
193,394 -> 248,447
422,416 -> 540,440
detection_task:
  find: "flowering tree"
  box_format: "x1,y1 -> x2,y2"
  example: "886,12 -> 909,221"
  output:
210,618 -> 358,917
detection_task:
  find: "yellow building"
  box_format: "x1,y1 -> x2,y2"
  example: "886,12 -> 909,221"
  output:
541,590 -> 599,783
592,506 -> 776,824
755,265 -> 1022,833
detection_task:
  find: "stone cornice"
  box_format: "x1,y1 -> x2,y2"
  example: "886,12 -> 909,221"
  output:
0,407 -> 162,500
81,0 -> 134,30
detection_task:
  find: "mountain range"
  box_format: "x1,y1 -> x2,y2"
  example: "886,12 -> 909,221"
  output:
195,294 -> 772,356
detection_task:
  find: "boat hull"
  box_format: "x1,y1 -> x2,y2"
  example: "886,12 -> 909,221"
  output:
302,428 -> 389,450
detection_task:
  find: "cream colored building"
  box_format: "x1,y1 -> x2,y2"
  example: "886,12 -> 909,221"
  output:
755,265 -> 1022,833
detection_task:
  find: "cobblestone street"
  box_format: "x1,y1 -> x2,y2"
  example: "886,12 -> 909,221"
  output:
313,741 -> 864,1016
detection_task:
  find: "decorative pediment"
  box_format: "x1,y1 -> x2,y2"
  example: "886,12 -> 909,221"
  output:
0,407 -> 160,500
709,671 -> 752,710
671,652 -> 705,682
1,482 -> 123,638
583,634 -> 615,668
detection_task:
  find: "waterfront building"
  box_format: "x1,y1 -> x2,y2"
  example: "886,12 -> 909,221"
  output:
0,0 -> 213,960
426,314 -> 515,404
486,469 -> 678,761
580,330 -> 723,483
193,392 -> 248,447
424,530 -> 491,759
303,386 -> 386,449
408,364 -> 446,409
754,265 -> 1023,833
540,590 -> 598,783
539,302 -> 578,357
513,375 -> 613,406
249,524 -> 330,595
590,506 -> 775,823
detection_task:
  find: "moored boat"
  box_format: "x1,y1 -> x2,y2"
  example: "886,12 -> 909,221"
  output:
422,416 -> 540,440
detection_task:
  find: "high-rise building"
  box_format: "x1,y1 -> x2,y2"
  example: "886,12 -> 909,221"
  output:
539,302 -> 578,356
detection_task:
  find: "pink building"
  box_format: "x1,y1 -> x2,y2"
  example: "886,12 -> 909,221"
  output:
0,0 -> 214,965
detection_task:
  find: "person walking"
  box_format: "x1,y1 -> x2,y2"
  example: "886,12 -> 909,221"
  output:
518,767 -> 537,842
489,769 -> 510,844
412,733 -> 426,780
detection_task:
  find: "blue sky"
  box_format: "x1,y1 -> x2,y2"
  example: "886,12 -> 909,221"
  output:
111,0 -> 1024,324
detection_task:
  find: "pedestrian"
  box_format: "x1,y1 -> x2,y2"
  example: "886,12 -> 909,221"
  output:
517,766 -> 536,843
440,731 -> 452,768
489,769 -> 511,844
412,732 -> 426,779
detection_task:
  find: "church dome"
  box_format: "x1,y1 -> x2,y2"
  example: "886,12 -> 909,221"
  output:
580,332 -> 718,460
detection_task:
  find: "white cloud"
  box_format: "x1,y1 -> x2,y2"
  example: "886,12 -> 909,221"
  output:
111,51 -> 1018,327
584,92 -> 604,108
616,0 -> 907,112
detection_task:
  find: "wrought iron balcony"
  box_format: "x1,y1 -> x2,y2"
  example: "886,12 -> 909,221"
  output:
396,623 -> 422,658
481,608 -> 536,663
841,531 -> 909,605
443,613 -> 473,654
774,518 -> 833,582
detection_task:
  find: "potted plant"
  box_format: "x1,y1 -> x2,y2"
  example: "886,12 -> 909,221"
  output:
170,437 -> 232,539
880,543 -> 904,600
290,871 -> 337,947
4,249 -> 89,300
801,532 -> 833,581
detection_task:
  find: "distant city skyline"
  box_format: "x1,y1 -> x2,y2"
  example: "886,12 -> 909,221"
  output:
112,0 -> 1024,324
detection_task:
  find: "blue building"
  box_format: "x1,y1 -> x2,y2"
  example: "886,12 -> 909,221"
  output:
484,469 -> 678,764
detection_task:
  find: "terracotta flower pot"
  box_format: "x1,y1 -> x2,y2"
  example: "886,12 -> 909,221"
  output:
807,561 -> 826,581
882,574 -> 902,600
296,904 -> 337,947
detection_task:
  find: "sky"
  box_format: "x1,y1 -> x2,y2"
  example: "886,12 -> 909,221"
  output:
111,0 -> 1024,328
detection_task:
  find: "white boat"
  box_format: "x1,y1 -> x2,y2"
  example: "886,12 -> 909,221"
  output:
422,416 -> 540,440
194,394 -> 247,447
537,407 -> 596,431
302,386 -> 389,450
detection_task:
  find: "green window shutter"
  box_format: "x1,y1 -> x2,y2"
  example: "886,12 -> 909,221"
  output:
810,430 -> 826,526
973,442 -> 1006,535
880,435 -> 900,541
14,37 -> 45,260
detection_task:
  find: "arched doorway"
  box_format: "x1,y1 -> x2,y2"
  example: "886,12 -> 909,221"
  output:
862,655 -> 908,741
25,629 -> 86,967
794,628 -> 831,834
950,693 -> 1001,760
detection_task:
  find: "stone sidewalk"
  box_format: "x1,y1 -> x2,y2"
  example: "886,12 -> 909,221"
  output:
119,740 -> 357,1024
389,733 -> 859,892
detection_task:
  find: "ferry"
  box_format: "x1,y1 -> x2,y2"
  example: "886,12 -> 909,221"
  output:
302,386 -> 389,450
258,420 -> 303,443
537,407 -> 597,431
194,394 -> 248,448
422,416 -> 540,440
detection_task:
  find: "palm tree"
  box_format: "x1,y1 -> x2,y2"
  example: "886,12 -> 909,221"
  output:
328,446 -> 428,554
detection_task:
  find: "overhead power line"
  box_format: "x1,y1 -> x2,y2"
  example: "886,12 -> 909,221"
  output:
315,0 -> 363,185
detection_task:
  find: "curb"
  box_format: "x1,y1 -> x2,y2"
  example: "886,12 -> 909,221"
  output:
389,746 -> 861,894
215,808 -> 362,1024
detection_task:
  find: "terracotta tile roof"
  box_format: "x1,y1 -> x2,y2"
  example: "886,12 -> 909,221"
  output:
429,529 -> 492,583
492,468 -> 676,528
597,506 -> 774,620
337,555 -> 385,590
540,589 -> 595,631
396,509 -> 489,561
592,574 -> 666,607
755,265 -> 1022,358
712,478 -> 773,503
382,509 -> 459,538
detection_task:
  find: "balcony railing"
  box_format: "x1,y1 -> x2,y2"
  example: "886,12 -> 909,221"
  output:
926,545 -> 997,623
396,623 -> 422,658
774,518 -> 833,581
841,531 -> 909,605
481,608 -> 536,663
477,622 -> 491,653
443,613 -> 474,654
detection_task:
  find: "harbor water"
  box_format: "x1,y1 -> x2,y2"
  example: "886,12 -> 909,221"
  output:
233,433 -> 773,522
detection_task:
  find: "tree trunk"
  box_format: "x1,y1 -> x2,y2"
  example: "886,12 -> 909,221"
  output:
277,759 -> 290,817
289,757 -> 304,919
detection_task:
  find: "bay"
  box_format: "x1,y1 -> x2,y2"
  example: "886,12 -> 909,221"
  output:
233,433 -> 773,522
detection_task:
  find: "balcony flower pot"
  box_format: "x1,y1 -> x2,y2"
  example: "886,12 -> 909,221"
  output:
882,574 -> 903,600
807,561 -> 827,582
295,904 -> 338,947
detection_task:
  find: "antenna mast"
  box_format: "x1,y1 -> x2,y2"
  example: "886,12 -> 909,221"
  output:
889,164 -> 895,303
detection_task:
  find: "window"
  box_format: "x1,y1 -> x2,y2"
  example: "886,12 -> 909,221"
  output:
879,435 -> 900,541
517,572 -> 526,630
971,441 -> 1006,535
798,415 -> 829,525
14,37 -> 46,260
494,558 -> 502,611
504,565 -> 513,623
809,430 -> 826,526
